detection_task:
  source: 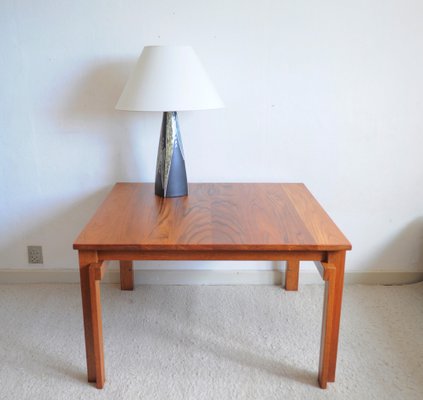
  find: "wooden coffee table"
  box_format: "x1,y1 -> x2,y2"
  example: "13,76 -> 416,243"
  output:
73,183 -> 351,389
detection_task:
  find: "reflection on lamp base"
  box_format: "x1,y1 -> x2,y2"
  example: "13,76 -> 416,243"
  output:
155,111 -> 188,198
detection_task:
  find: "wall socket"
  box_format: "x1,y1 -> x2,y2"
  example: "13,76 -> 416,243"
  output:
28,246 -> 43,264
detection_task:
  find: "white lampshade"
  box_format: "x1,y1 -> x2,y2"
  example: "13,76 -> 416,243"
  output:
116,45 -> 224,112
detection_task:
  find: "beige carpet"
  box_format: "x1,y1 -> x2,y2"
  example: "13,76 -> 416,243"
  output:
0,282 -> 422,399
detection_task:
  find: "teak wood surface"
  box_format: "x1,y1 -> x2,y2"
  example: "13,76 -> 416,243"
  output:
74,182 -> 351,389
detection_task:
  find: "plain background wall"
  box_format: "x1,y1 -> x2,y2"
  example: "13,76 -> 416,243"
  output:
1,0 -> 422,274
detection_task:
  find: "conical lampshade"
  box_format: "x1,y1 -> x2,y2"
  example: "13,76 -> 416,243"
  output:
116,45 -> 224,112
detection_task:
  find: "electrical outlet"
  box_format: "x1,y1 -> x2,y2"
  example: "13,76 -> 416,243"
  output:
28,246 -> 43,264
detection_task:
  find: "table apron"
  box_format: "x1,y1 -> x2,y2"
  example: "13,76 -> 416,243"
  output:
96,249 -> 327,262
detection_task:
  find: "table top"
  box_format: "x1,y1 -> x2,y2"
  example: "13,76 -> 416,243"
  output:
73,183 -> 351,252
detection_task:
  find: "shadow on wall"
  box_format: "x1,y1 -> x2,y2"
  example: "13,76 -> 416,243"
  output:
58,59 -> 130,127
56,59 -> 158,182
368,217 -> 423,272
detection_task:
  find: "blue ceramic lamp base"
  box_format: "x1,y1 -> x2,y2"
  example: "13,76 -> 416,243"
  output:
155,112 -> 188,198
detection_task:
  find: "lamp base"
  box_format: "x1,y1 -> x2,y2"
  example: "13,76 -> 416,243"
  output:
155,112 -> 188,198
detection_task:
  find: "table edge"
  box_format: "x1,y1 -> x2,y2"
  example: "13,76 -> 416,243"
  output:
73,243 -> 352,251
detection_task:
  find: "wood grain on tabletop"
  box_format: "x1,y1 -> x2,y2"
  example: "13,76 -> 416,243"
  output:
73,183 -> 351,251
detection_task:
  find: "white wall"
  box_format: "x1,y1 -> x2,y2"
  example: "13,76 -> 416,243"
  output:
1,0 -> 422,274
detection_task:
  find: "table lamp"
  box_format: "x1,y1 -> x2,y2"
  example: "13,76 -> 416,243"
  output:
116,45 -> 224,197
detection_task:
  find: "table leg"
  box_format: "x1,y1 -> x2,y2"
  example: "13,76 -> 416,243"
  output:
88,262 -> 106,389
285,259 -> 299,291
327,251 -> 346,382
79,251 -> 98,383
317,262 -> 336,389
120,260 -> 134,291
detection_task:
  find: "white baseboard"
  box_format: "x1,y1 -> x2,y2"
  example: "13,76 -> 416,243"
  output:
0,268 -> 422,286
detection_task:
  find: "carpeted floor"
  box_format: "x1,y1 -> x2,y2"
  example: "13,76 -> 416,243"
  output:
0,282 -> 422,399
